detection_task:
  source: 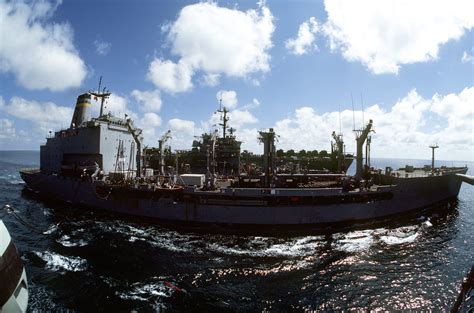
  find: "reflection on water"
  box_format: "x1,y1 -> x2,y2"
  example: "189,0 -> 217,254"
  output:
0,154 -> 473,311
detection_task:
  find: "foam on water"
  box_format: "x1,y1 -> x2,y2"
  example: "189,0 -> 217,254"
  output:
380,232 -> 419,245
113,223 -> 197,253
205,235 -> 326,258
333,230 -> 376,252
43,223 -> 59,235
116,277 -> 177,302
34,251 -> 87,272
57,234 -> 89,247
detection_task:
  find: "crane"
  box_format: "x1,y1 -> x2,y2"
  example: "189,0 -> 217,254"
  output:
205,130 -> 219,188
158,130 -> 172,176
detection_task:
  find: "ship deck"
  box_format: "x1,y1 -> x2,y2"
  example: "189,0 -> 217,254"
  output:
390,166 -> 467,178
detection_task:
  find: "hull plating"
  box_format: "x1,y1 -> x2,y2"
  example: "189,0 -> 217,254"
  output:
20,170 -> 465,225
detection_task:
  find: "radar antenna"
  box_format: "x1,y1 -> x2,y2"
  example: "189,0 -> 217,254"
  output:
217,100 -> 230,138
89,76 -> 111,117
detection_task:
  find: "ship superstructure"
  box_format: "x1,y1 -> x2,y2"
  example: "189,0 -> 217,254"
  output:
147,101 -> 242,176
40,87 -> 144,181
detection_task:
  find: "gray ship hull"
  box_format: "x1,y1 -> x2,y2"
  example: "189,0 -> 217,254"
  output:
20,168 -> 466,226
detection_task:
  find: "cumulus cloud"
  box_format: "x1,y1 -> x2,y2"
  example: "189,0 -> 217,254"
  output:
137,112 -> 162,146
272,87 -> 474,160
202,73 -> 220,87
216,90 -> 238,109
140,112 -> 162,128
131,89 -> 162,112
147,59 -> 193,93
286,17 -> 320,55
90,93 -> 137,120
0,118 -> 16,139
242,98 -> 261,110
322,0 -> 474,74
94,39 -> 111,56
167,118 -> 202,149
0,96 -> 73,133
125,88 -> 472,161
0,0 -> 87,91
148,2 -> 274,93
228,109 -> 258,128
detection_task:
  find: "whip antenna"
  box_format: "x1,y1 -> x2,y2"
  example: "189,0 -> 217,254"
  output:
351,92 -> 355,131
338,102 -> 342,135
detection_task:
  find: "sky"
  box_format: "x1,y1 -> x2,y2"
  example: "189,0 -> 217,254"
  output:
0,0 -> 473,161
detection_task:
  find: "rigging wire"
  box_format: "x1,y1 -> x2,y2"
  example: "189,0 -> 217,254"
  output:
350,92 -> 356,132
3,204 -> 48,236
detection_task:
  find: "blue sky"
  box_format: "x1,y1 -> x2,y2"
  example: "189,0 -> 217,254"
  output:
0,0 -> 473,161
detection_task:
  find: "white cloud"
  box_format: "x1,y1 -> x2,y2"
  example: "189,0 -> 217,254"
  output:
140,112 -> 162,128
271,87 -> 474,161
90,93 -> 137,120
251,79 -> 261,87
147,59 -> 193,93
131,89 -> 162,112
216,90 -> 238,109
286,17 -> 320,55
167,118 -> 202,149
462,50 -> 474,64
0,118 -> 16,139
323,0 -> 474,74
148,2 -> 274,93
0,96 -> 73,132
109,87 -> 471,161
137,112 -> 162,146
235,127 -> 260,152
228,109 -> 258,128
94,39 -> 111,56
0,0 -> 87,91
242,98 -> 261,110
202,73 -> 220,87
430,87 -> 474,145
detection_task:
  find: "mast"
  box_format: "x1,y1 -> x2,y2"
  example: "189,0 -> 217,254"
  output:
89,76 -> 111,117
217,104 -> 229,139
429,144 -> 439,174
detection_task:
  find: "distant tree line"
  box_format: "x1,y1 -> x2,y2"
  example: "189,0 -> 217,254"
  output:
276,149 -> 329,158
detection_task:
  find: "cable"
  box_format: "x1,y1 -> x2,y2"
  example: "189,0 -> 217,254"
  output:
3,204 -> 48,236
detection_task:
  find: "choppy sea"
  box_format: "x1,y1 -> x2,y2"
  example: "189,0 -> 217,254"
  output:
0,151 -> 472,311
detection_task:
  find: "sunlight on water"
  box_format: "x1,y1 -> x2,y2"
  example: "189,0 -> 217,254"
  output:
0,154 -> 473,311
33,251 -> 87,273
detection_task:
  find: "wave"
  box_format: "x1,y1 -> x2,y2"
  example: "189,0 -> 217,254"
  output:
34,251 -> 87,273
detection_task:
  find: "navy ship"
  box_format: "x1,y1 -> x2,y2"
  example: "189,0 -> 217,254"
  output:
145,104 -> 353,176
20,89 -> 472,226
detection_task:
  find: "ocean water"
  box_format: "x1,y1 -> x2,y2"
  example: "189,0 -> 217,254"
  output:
0,151 -> 473,311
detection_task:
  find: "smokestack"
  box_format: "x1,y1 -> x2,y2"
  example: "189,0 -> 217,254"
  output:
70,93 -> 91,128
